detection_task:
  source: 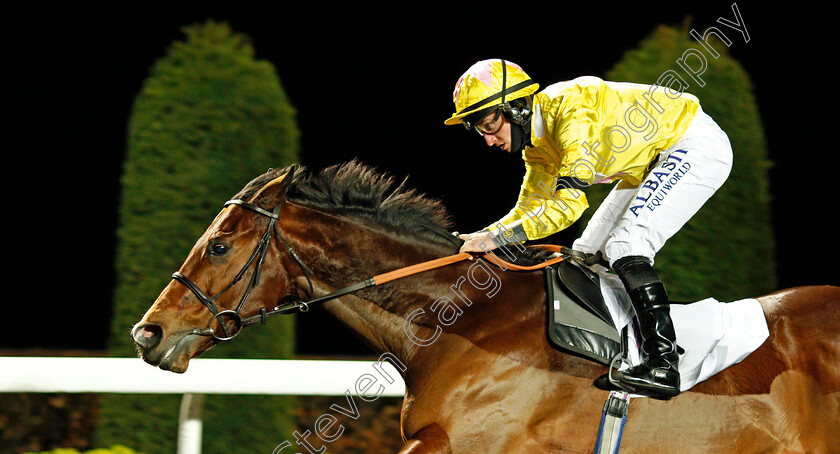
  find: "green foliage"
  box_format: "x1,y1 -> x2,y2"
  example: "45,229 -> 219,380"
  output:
97,20 -> 299,453
578,24 -> 776,301
27,446 -> 143,454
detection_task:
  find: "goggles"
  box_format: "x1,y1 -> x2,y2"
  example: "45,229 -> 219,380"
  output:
462,107 -> 505,136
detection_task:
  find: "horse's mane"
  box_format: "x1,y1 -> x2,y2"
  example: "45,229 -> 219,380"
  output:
235,161 -> 558,264
235,161 -> 457,247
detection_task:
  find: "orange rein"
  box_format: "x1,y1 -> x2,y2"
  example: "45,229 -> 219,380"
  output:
271,244 -> 569,318
372,244 -> 567,286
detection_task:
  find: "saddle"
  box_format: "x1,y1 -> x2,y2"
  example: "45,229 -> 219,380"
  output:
544,260 -> 624,365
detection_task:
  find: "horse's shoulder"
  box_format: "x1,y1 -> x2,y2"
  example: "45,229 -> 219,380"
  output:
757,285 -> 840,320
756,286 -> 840,392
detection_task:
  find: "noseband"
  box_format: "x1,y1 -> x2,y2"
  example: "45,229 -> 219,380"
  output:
171,199 -> 315,341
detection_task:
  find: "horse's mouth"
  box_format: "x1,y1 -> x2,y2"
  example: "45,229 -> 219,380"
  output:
137,332 -> 213,374
156,343 -> 191,373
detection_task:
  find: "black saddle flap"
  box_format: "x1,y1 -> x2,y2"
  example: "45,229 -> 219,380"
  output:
545,261 -> 621,365
556,260 -> 613,325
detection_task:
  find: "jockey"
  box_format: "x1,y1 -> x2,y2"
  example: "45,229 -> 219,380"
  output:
445,59 -> 733,398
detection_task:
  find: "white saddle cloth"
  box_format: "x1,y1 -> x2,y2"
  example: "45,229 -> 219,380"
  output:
596,270 -> 770,392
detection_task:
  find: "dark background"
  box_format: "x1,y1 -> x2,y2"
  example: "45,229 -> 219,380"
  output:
5,2 -> 835,354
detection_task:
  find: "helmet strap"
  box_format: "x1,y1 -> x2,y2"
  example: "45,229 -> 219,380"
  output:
509,120 -> 532,154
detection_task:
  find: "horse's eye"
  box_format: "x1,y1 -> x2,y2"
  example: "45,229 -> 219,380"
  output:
208,242 -> 229,256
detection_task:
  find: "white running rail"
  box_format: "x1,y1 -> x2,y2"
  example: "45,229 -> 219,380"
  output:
0,356 -> 406,454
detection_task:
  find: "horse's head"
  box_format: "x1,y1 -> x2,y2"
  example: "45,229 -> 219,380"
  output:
131,166 -> 303,373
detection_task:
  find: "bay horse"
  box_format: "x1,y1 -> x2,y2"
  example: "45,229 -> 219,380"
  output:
132,162 -> 839,453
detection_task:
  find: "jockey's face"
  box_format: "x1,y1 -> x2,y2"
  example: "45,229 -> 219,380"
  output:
478,111 -> 512,152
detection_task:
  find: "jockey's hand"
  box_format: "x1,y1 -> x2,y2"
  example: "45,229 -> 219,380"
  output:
458,230 -> 498,254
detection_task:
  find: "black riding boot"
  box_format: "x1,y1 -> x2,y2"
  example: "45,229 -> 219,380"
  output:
601,256 -> 681,398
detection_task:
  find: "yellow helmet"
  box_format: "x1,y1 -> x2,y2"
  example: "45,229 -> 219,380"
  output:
444,59 -> 539,127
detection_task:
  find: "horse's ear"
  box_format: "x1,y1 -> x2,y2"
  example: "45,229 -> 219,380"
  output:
250,164 -> 298,206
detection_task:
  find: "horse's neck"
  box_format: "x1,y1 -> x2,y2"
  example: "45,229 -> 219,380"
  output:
281,203 -> 604,382
281,202 -> 458,362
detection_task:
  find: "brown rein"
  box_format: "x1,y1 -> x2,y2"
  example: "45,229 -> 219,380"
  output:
372,244 -> 567,285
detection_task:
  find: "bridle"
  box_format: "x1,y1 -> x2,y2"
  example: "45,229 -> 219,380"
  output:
171,198 -> 318,341
171,195 -> 568,342
170,197 -> 468,342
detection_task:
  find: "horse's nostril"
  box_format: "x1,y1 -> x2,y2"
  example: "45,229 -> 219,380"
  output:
132,323 -> 163,350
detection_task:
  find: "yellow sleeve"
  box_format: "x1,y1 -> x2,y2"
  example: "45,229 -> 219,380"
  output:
487,161 -> 589,240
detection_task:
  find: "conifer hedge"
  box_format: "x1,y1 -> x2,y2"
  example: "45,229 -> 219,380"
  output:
578,24 -> 776,301
96,21 -> 299,453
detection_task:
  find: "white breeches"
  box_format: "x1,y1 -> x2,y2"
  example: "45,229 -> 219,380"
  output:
573,106 -> 733,266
